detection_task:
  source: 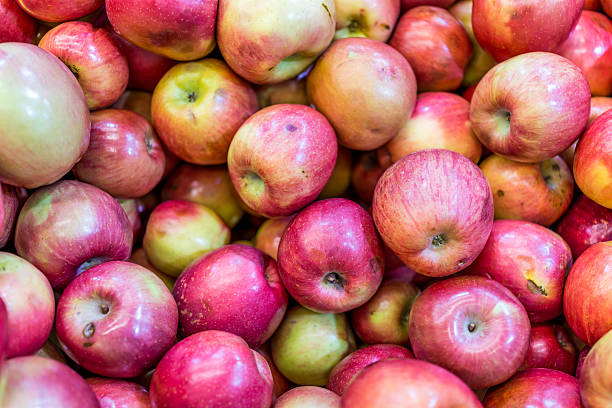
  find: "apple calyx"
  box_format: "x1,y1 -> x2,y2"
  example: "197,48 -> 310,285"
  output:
431,233 -> 447,248
467,322 -> 477,332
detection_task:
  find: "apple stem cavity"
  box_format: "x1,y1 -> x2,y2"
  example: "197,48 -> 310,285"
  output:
324,272 -> 346,290
242,171 -> 265,197
494,109 -> 512,135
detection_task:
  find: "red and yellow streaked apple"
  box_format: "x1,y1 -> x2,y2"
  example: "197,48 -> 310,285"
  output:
276,387 -> 340,408
16,0 -> 102,22
334,0 -> 400,42
520,323 -> 578,374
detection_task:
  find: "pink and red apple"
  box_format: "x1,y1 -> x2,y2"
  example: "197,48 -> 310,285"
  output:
0,184 -> 22,248
520,323 -> 578,374
401,0 -> 456,12
0,0 -> 36,43
86,378 -> 151,408
16,0 -> 102,22
580,328 -> 612,407
334,0 -> 400,42
276,387 -> 340,408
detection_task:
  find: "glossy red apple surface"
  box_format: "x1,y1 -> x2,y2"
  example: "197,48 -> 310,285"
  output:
0,184 -> 21,248
334,0 -> 400,42
520,323 -> 578,374
276,387 -> 340,408
16,0 -> 103,22
86,378 -> 151,408
0,0 -> 36,43
401,0 -> 456,12
580,329 -> 612,407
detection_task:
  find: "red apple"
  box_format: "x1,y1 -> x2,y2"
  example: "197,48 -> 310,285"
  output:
15,180 -> 133,289
576,346 -> 590,378
276,387 -> 340,408
117,198 -> 143,243
106,0 -> 217,61
483,368 -> 581,407
473,0 -> 584,62
0,298 -> 7,364
373,149 -> 494,277
39,22 -> 129,110
112,90 -> 152,122
253,216 -> 294,260
327,344 -> 413,395
470,52 -> 590,163
352,151 -> 384,204
401,0 -> 456,12
307,38 -> 417,150
341,358 -> 483,407
150,330 -> 274,408
56,261 -> 178,378
334,0 -> 400,42
520,323 -> 578,374
319,147 -> 353,199
16,0 -> 102,22
217,0 -> 335,84
587,0 -> 601,9
564,242 -> 612,345
86,378 -> 151,408
604,0 -> 612,16
278,198 -> 384,313
258,343 -> 292,397
463,83 -> 477,102
228,104 -> 337,217
580,329 -> 612,406
0,184 -> 21,248
0,43 -> 90,189
0,0 -> 36,43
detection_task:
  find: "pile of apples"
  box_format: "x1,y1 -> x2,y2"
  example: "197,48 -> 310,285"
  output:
2,0 -> 612,406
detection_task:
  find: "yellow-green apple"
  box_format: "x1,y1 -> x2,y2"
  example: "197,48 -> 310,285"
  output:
0,252 -> 54,358
15,180 -> 133,289
334,0 -> 400,42
105,0 -> 217,61
351,278 -> 420,345
16,0 -> 102,22
228,104 -> 337,217
56,261 -> 178,378
258,343 -> 292,398
150,330 -> 274,408
0,355 -> 99,407
39,22 -> 129,110
276,387 -> 340,408
483,368 -> 581,407
341,358 -> 483,408
256,76 -> 309,108
112,90 -> 152,122
470,52 -> 590,163
73,109 -> 165,198
390,6 -> 472,91
372,149 -> 494,277
401,0 -> 456,12
327,344 -> 413,395
142,200 -> 230,277
319,147 -> 353,199
480,155 -> 574,226
173,244 -> 288,348
472,0 -> 583,62
466,220 -> 572,322
519,323 -> 578,374
0,43 -> 89,188
409,275 -> 531,388
587,0 -> 601,9
0,0 -> 36,43
308,38 -> 416,150
217,0 -> 335,84
254,216 -> 294,260
129,247 -> 175,291
564,242 -> 612,345
557,195 -> 612,258
271,305 -> 356,386
152,59 -> 258,165
449,0 -> 496,86
352,151 -> 384,203
574,109 -> 612,208
0,184 -> 22,248
162,164 -> 244,228
378,92 -> 481,166
86,378 -> 151,408
580,329 -> 612,407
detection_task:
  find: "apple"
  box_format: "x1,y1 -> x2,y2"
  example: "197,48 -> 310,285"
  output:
401,0 -> 456,12
307,38 -> 417,150
129,247 -> 175,291
0,0 -> 36,43
117,198 -> 143,244
278,198 -> 384,313
472,0 -> 584,62
576,346 -> 590,378
256,77 -> 309,108
351,278 -> 420,345
470,52 -> 590,163
56,261 -> 178,378
463,83 -> 477,102
150,330 -> 274,408
16,0 -> 102,22
162,164 -> 244,228
271,305 -> 356,386
587,0 -> 601,9
319,147 -> 353,199
378,92 -> 482,166
580,329 -> 612,407
372,149 -> 494,277
276,387 -> 340,408
0,43 -> 90,189
520,323 -> 578,374
258,343 -> 292,397
352,151 -> 384,203
390,6 -> 472,91
253,216 -> 294,260
466,220 -> 572,322
334,0 -> 400,42
590,96 -> 612,123
228,104 -> 337,217
112,91 -> 152,122
217,0 -> 335,84
39,22 -> 129,110
106,0 -> 217,61
328,344 -> 413,396
480,155 -> 574,226
604,0 -> 612,15
36,340 -> 67,364
574,109 -> 612,209
564,242 -> 612,345
0,298 -> 7,361
143,200 -> 230,277
409,275 -> 531,388
0,184 -> 21,248
341,358 -> 483,407
86,378 -> 151,408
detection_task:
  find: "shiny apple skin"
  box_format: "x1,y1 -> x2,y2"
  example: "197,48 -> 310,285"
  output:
39,22 -> 129,110
253,216 -> 293,260
401,0 -> 455,12
87,378 -> 151,408
278,198 -> 384,313
341,358 -> 483,408
258,343 -> 292,397
520,323 -> 578,374
150,330 -> 274,408
472,0 -> 583,62
117,198 -> 143,243
152,59 -> 258,165
564,242 -> 612,345
1,355 -> 100,408
307,38 -> 417,151
0,183 -> 20,248
334,0 -> 400,42
470,52 -> 590,163
0,43 -> 90,189
0,298 -> 6,364
228,104 -> 337,217
15,180 -> 133,289
409,275 -> 531,388
467,220 -> 572,322
574,109 -> 612,209
327,344 -> 413,396
352,151 -> 384,203
276,387 -> 340,408
0,0 -> 36,43
373,149 -> 494,277
580,329 -> 612,407
16,0 -> 102,22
